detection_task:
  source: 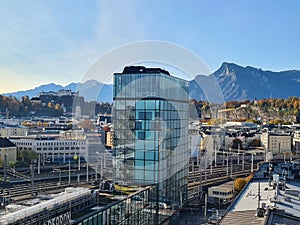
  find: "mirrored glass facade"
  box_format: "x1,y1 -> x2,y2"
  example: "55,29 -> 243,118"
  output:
113,66 -> 189,208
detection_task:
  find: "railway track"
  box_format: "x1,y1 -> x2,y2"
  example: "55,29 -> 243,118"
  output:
0,178 -> 92,203
188,163 -> 254,182
187,163 -> 258,199
188,168 -> 253,190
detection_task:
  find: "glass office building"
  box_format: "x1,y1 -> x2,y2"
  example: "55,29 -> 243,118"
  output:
113,66 -> 189,208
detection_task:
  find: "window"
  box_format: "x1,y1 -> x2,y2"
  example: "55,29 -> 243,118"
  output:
138,132 -> 145,140
135,121 -> 142,130
138,112 -> 152,120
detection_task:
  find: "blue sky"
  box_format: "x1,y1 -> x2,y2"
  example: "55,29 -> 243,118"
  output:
1,0 -> 300,93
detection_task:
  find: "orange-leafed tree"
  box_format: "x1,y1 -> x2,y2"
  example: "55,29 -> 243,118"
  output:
102,125 -> 110,132
234,178 -> 246,192
245,173 -> 253,183
48,102 -> 53,108
55,103 -> 61,110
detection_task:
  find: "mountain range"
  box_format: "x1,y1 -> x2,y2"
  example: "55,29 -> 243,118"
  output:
3,80 -> 113,103
191,62 -> 300,102
3,62 -> 300,102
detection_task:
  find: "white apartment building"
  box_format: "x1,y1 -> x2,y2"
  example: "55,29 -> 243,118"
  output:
9,136 -> 88,164
261,131 -> 292,155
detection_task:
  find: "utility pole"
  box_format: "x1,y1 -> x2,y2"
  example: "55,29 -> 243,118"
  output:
78,153 -> 81,171
204,193 -> 207,222
257,182 -> 261,209
95,159 -> 98,181
68,159 -> 71,185
3,155 -> 7,183
100,156 -> 103,181
226,152 -> 229,177
86,162 -> 89,183
242,153 -> 245,172
214,137 -> 217,167
205,157 -> 207,180
198,149 -> 202,201
237,143 -> 240,165
251,154 -> 254,173
30,164 -> 35,196
230,152 -> 233,178
59,169 -> 61,185
37,153 -> 40,174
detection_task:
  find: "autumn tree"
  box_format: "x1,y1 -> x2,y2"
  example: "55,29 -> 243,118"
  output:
275,98 -> 284,108
55,103 -> 61,110
102,125 -> 110,132
234,178 -> 247,192
207,118 -> 223,126
245,173 -> 254,183
294,101 -> 299,110
48,102 -> 53,108
269,119 -> 285,125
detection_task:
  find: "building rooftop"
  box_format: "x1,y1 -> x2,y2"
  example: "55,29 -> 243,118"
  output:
209,181 -> 234,192
219,161 -> 300,225
120,66 -> 170,75
0,137 -> 16,148
230,181 -> 275,212
219,210 -> 266,225
273,180 -> 300,217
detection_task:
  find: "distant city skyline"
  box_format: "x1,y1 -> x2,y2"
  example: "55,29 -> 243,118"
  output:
1,0 -> 300,93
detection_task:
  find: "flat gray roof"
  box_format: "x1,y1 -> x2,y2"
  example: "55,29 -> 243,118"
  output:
230,181 -> 275,212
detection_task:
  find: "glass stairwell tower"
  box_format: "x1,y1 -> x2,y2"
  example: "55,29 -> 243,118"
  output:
113,66 -> 189,209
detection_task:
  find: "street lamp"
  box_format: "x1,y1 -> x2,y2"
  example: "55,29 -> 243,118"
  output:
59,169 -> 61,185
96,152 -> 104,183
68,158 -> 71,185
251,153 -> 254,173
73,153 -> 80,171
30,164 -> 35,196
230,148 -> 233,178
237,143 -> 240,165
213,136 -> 217,167
242,153 -> 245,172
226,150 -> 229,177
37,153 -> 41,175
